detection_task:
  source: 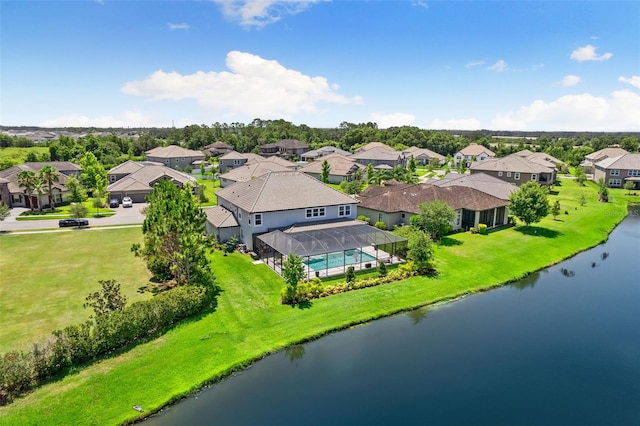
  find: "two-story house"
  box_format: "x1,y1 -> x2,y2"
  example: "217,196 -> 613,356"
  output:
593,153 -> 640,189
469,154 -> 556,186
259,139 -> 309,159
454,144 -> 495,167
211,171 -> 358,251
145,145 -> 205,170
217,152 -> 265,173
299,153 -> 365,183
402,146 -> 446,166
581,147 -> 628,175
351,146 -> 406,169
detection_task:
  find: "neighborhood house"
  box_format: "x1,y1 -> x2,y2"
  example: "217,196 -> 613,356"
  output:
145,145 -> 206,170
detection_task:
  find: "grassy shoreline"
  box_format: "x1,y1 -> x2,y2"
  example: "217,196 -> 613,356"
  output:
0,182 -> 633,426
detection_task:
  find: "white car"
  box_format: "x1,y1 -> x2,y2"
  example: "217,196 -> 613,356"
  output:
122,197 -> 133,208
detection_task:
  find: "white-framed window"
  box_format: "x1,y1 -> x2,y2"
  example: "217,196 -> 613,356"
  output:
339,205 -> 351,216
254,213 -> 262,226
305,207 -> 326,218
498,171 -> 503,177
234,159 -> 242,165
514,172 -> 520,180
608,178 -> 622,187
610,169 -> 620,176
507,172 -> 511,177
628,169 -> 640,176
531,174 -> 537,181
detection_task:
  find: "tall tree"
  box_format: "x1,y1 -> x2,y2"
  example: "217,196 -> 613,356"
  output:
410,200 -> 456,241
136,180 -> 213,286
83,279 -> 128,319
38,165 -> 60,210
65,175 -> 88,203
282,253 -> 305,303
17,170 -> 38,211
79,152 -> 107,195
321,159 -> 331,184
551,200 -> 561,220
508,182 -> 550,227
0,201 -> 10,221
408,154 -> 417,175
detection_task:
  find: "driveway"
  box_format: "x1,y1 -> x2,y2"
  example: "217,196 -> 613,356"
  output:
0,203 -> 148,233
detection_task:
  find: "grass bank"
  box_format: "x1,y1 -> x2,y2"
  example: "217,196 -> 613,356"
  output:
0,181 -> 632,425
0,228 -> 153,352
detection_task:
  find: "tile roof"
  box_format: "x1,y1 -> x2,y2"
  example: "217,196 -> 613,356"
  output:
352,146 -> 404,161
357,182 -> 508,214
204,206 -> 239,228
0,164 -> 71,193
470,153 -> 553,174
299,153 -> 364,176
246,156 -> 297,169
585,147 -> 628,161
261,139 -> 309,150
107,164 -> 196,192
24,161 -> 81,172
301,146 -> 352,159
219,160 -> 291,183
145,145 -> 205,159
595,153 -> 640,169
354,142 -> 394,153
216,171 -> 357,213
459,144 -> 496,157
428,172 -> 518,200
403,146 -> 445,160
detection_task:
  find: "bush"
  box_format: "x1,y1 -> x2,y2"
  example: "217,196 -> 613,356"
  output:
345,266 -> 356,284
470,227 -> 477,234
478,223 -> 488,235
374,221 -> 387,230
378,261 -> 387,277
357,215 -> 371,223
0,285 -> 212,404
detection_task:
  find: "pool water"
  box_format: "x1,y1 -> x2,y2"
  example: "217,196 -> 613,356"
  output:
304,249 -> 377,270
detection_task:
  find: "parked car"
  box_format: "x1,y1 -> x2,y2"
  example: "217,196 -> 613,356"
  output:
109,198 -> 120,208
59,218 -> 89,228
122,197 -> 133,208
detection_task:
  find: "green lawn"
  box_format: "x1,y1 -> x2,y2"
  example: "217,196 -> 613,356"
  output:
16,201 -> 116,220
197,178 -> 220,206
0,181 -> 633,426
0,147 -> 49,165
0,228 -> 153,352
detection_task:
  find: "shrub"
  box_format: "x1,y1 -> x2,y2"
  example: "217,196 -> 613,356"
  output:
0,285 -> 212,404
378,261 -> 387,277
374,221 -> 387,230
470,227 -> 477,234
357,215 -> 371,223
345,266 -> 356,284
478,223 -> 488,235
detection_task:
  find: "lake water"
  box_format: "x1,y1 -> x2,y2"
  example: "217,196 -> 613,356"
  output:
146,212 -> 640,426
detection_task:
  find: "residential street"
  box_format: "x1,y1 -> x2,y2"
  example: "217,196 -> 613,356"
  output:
0,204 -> 147,233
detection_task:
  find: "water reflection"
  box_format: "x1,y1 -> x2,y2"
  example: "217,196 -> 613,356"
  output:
601,251 -> 609,261
405,306 -> 429,325
560,268 -> 575,277
510,271 -> 541,290
284,345 -> 305,363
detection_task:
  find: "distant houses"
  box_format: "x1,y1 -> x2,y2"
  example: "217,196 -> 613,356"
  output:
593,153 -> 640,189
217,152 -> 265,174
454,144 -> 495,167
469,152 -> 557,186
259,139 -> 309,159
581,147 -> 629,175
145,145 -> 206,170
299,153 -> 365,183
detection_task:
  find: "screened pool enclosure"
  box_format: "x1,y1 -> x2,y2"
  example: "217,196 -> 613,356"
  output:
256,220 -> 407,279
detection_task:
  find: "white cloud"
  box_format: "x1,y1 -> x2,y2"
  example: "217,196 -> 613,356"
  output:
213,0 -> 324,28
121,51 -> 361,120
570,44 -> 613,62
558,75 -> 582,87
40,111 -> 161,128
168,22 -> 190,31
488,60 -> 508,72
465,61 -> 485,69
369,113 -> 415,129
412,1 -> 429,10
619,75 -> 640,89
428,118 -> 481,131
489,90 -> 640,131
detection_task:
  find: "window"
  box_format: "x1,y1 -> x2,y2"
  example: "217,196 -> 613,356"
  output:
514,173 -> 520,180
305,207 -> 325,218
254,214 -> 262,226
531,174 -> 537,181
238,210 -> 242,220
233,159 -> 242,165
498,171 -> 503,177
628,169 -> 640,177
401,213 -> 405,218
608,179 -> 622,187
339,205 -> 351,216
610,169 -> 620,176
456,210 -> 462,226
507,172 -> 511,177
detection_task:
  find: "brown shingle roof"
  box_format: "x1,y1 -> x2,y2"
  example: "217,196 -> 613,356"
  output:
585,147 -> 628,161
595,153 -> 640,169
357,182 -> 507,214
219,161 -> 291,183
470,154 -> 553,174
145,145 -> 205,159
299,153 -> 364,176
459,144 -> 496,157
106,164 -> 196,192
204,206 -> 239,228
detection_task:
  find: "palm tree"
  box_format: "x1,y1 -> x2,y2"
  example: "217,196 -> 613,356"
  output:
38,165 -> 60,210
17,170 -> 38,211
32,180 -> 46,211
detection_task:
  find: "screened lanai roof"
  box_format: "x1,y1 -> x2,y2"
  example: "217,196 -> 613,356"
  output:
257,220 -> 407,257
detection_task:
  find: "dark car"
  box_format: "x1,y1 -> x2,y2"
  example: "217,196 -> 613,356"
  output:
59,218 -> 89,228
109,198 -> 120,208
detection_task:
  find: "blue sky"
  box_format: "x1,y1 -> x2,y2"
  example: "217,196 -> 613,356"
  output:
2,1 -> 639,131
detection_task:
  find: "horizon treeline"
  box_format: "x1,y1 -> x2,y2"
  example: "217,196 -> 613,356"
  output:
1,119 -> 639,170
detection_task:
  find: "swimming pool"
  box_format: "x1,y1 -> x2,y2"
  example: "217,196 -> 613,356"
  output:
303,249 -> 377,271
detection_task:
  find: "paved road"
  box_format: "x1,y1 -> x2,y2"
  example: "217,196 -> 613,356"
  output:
0,204 -> 147,233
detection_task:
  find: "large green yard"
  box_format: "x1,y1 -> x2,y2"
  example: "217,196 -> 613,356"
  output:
0,181 -> 634,425
0,228 -> 153,352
